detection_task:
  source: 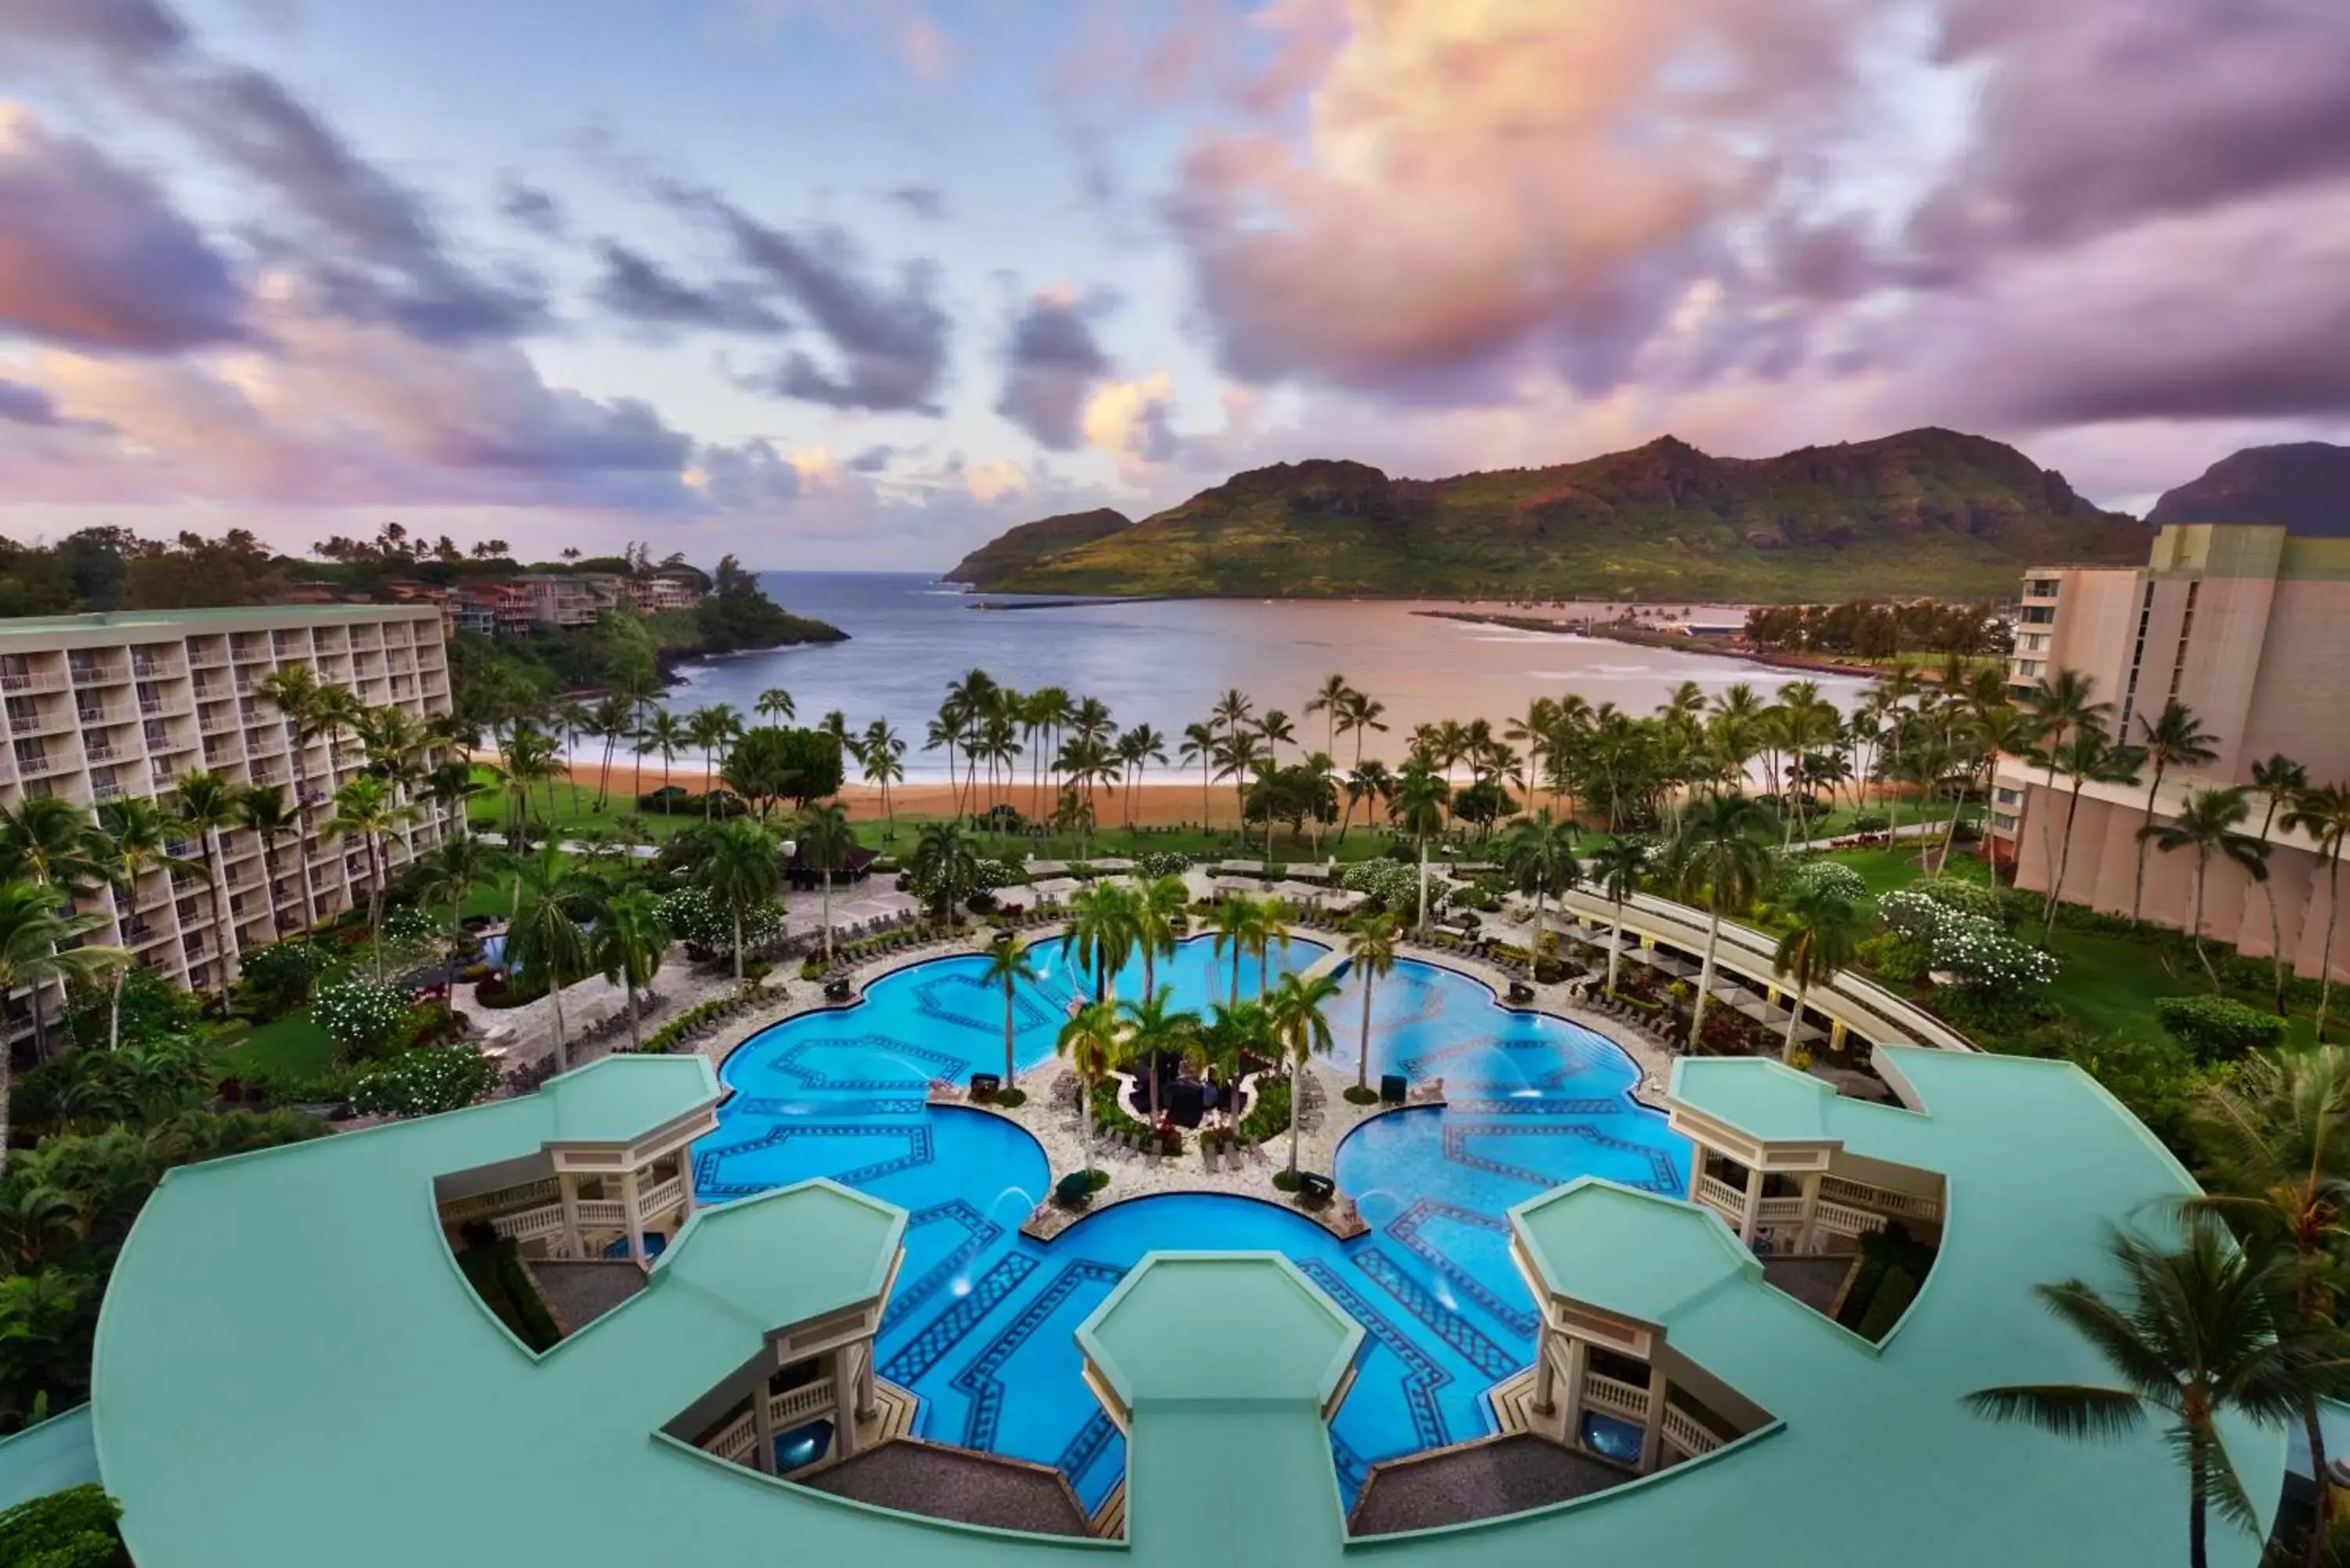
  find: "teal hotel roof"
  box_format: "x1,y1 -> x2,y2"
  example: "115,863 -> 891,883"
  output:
74,1047 -> 2280,1567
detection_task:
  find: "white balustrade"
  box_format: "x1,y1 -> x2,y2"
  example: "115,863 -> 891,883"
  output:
1694,1174 -> 1747,1218
1581,1371 -> 1653,1422
708,1411 -> 757,1463
774,1383 -> 835,1425
1811,1199 -> 1889,1239
1661,1401 -> 1725,1458
638,1174 -> 687,1218
1755,1196 -> 1805,1223
489,1204 -> 565,1243
439,1177 -> 559,1223
575,1198 -> 628,1228
1822,1175 -> 1940,1223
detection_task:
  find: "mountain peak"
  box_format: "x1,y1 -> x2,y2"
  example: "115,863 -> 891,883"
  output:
2147,443 -> 2350,536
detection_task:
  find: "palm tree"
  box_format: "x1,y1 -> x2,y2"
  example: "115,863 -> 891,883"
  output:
1502,807 -> 1579,966
1135,873 -> 1188,1005
588,693 -> 634,810
1211,688 -> 1254,743
507,844 -> 595,1071
1391,764 -> 1451,936
1257,707 -> 1296,773
755,687 -> 796,725
1251,896 -> 1295,999
171,769 -> 248,989
252,663 -> 327,922
422,760 -> 481,850
797,801 -> 859,966
2044,729 -> 2146,933
324,775 -> 413,982
1305,674 -> 1353,763
1209,895 -> 1253,1008
2131,699 -> 2222,927
0,885 -> 127,1157
2285,785 -> 2350,1042
910,819 -> 979,924
1336,689 -> 1389,772
501,726 -> 562,844
1965,1217 -> 2313,1568
1669,793 -> 1775,1049
1056,998 -> 1120,1175
2251,756 -> 2312,1016
2189,1046 -> 2350,1566
89,798 -> 199,1051
0,796 -> 107,1061
1179,722 -> 1219,828
2141,786 -> 2271,985
1116,724 -> 1169,827
589,889 -> 671,1054
411,834 -> 512,977
640,711 -> 687,813
1119,990 -> 1201,1124
1267,970 -> 1341,1176
697,818 -> 783,983
1344,910 -> 1398,1093
2022,669 -> 2112,887
979,938 -> 1041,1089
230,786 -> 298,943
1061,880 -> 1138,1005
1770,887 -> 1865,1062
861,720 -> 906,842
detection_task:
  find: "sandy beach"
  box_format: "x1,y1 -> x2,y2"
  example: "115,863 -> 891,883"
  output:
553,756 -> 1260,827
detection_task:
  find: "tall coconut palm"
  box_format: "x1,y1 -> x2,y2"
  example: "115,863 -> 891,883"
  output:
1770,887 -> 1865,1063
909,819 -> 979,924
590,889 -> 671,1055
1336,689 -> 1389,772
1391,764 -> 1451,936
1209,895 -> 1253,1008
1178,722 -> 1219,828
1502,807 -> 1579,966
251,663 -> 327,921
507,844 -> 596,1071
1344,910 -> 1398,1093
1267,970 -> 1342,1176
755,687 -> 796,725
1669,793 -> 1775,1049
0,886 -> 128,1159
861,719 -> 906,842
91,797 -> 201,1050
501,726 -> 562,844
980,938 -> 1041,1089
697,818 -> 783,983
2285,784 -> 2350,1043
1251,897 -> 1295,999
1585,853 -> 1649,992
1061,880 -> 1138,1006
2044,729 -> 2146,933
422,759 -> 482,850
2141,786 -> 2271,986
1119,989 -> 1201,1124
1305,674 -> 1354,764
797,801 -> 859,965
1965,1217 -> 2314,1568
638,710 -> 686,813
2022,669 -> 2112,891
1057,998 -> 1120,1175
230,786 -> 298,944
2131,699 -> 2222,927
1116,725 -> 1169,827
2251,755 -> 2312,1016
171,769 -> 248,989
588,693 -> 634,809
2189,1046 -> 2350,1567
410,833 -> 512,976
1135,874 -> 1188,1005
324,774 -> 412,983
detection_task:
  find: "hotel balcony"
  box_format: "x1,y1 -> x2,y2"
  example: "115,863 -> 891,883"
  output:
68,663 -> 129,686
130,656 -> 184,680
13,750 -> 68,779
92,778 -> 125,802
6,708 -> 69,737
186,645 -> 229,667
0,669 -> 69,694
198,711 -> 240,736
84,742 -> 128,764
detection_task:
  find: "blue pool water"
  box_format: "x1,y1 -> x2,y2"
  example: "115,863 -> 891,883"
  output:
692,933 -> 1690,1508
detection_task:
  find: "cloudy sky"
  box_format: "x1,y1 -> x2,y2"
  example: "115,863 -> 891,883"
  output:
2,0 -> 2346,569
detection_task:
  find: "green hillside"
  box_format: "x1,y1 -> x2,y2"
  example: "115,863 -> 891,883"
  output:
953,429 -> 2152,602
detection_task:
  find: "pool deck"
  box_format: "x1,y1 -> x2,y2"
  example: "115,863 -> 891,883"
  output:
1348,1433 -> 1630,1536
798,1439 -> 1094,1537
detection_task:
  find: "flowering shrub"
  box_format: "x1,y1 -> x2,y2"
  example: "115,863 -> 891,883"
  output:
1340,858 -> 1423,912
656,886 -> 782,958
350,1044 -> 501,1118
381,904 -> 440,945
313,979 -> 412,1057
238,939 -> 333,1017
1135,851 -> 1194,879
1780,858 -> 1868,905
1879,888 -> 2058,992
973,858 -> 1018,892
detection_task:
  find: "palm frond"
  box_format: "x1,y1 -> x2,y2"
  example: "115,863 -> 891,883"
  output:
1963,1383 -> 2145,1440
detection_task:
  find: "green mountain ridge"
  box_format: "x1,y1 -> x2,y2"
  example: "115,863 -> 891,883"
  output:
2146,442 -> 2350,537
949,428 -> 2154,602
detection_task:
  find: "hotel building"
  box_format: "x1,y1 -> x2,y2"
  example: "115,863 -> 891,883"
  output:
1990,522 -> 2350,980
0,605 -> 459,1031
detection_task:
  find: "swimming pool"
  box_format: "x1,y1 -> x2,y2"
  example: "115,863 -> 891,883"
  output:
692,932 -> 1690,1508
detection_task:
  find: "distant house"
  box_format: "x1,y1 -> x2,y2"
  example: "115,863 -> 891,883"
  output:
631,571 -> 704,613
784,841 -> 878,891
511,574 -> 601,629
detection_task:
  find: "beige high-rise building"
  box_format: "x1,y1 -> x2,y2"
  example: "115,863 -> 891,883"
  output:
1,605 -> 459,1041
1990,524 -> 2350,981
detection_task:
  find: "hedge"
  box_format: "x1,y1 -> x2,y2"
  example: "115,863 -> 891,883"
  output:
2153,994 -> 2287,1063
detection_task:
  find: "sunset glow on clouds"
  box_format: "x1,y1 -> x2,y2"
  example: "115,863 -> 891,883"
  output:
1,0 -> 2348,565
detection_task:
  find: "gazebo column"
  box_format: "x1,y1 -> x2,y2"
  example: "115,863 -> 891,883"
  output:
750,1370 -> 779,1476
832,1346 -> 861,1458
1829,1018 -> 1849,1051
855,1339 -> 877,1421
1531,1331 -> 1559,1416
1795,1171 -> 1824,1255
1738,1162 -> 1765,1245
1557,1336 -> 1590,1445
620,1169 -> 646,1263
1639,1371 -> 1669,1472
557,1172 -> 583,1261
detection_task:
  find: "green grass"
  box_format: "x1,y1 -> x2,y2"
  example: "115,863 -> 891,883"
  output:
853,813 -> 1411,865
1817,844 -> 1993,898
468,768 -> 695,842
230,1010 -> 338,1085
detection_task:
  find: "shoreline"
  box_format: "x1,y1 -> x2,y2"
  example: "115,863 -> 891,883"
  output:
1416,609 -> 1917,681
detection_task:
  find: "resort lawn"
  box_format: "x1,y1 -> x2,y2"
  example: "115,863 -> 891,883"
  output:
1817,843 -> 1993,898
468,768 -> 696,842
230,1009 -> 338,1084
851,813 -> 1413,865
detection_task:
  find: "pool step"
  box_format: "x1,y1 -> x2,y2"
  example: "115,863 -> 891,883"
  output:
1089,1479 -> 1126,1538
1299,950 -> 1354,987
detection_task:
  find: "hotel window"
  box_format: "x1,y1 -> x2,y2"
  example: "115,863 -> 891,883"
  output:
2167,580 -> 2200,699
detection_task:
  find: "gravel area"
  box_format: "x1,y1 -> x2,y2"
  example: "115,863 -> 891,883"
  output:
1762,1254 -> 1860,1314
799,1440 -> 1091,1536
1348,1435 -> 1629,1535
527,1260 -> 646,1333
